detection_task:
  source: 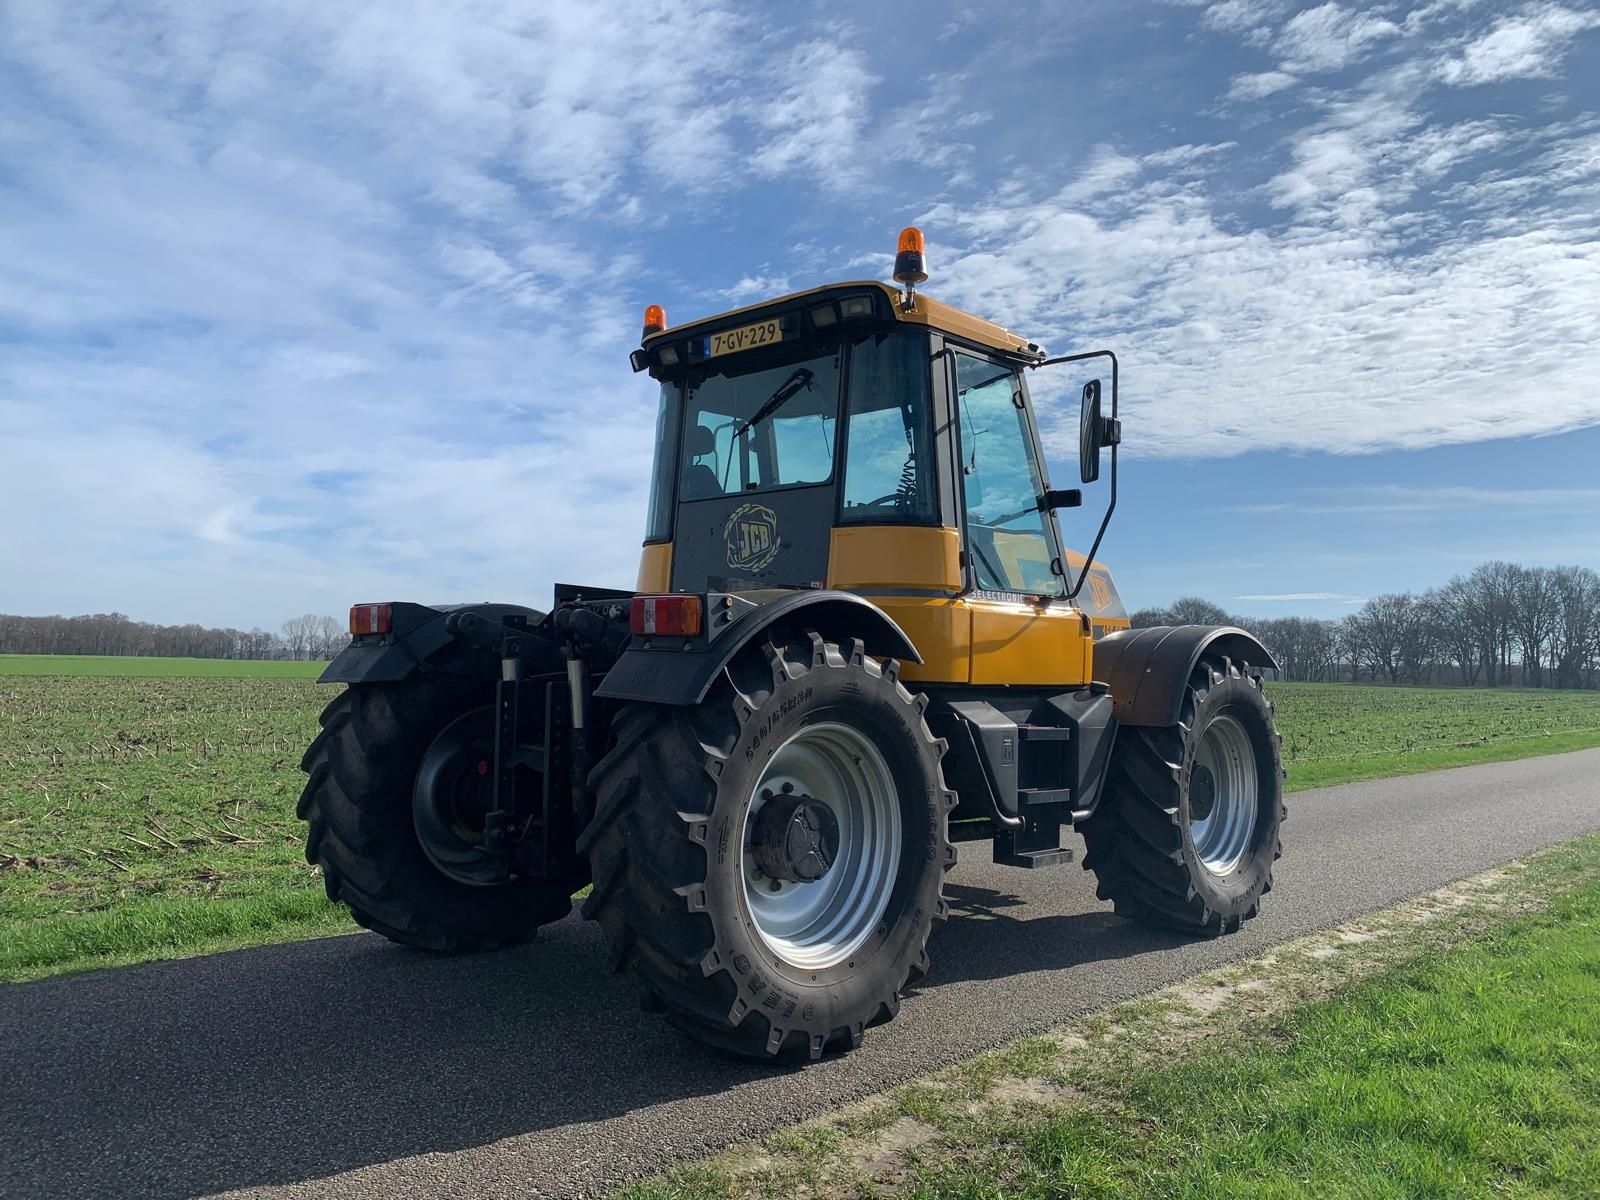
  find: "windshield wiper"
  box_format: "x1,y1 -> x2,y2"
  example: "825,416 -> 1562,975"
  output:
729,368 -> 814,443
986,500 -> 1044,527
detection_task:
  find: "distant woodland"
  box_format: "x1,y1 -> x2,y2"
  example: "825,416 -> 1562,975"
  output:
1138,562 -> 1600,690
0,612 -> 349,661
4,561 -> 1597,687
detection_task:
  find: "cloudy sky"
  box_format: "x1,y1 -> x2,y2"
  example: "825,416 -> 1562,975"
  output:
3,0 -> 1598,629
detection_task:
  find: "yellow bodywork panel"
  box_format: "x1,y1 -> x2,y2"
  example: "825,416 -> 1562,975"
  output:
822,525 -> 1092,687
636,542 -> 672,592
826,526 -> 961,591
826,526 -> 968,684
1062,548 -> 1132,642
968,599 -> 1092,687
875,596 -> 973,684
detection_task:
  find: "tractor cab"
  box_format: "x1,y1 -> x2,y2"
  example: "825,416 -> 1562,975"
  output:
629,230 -> 1129,686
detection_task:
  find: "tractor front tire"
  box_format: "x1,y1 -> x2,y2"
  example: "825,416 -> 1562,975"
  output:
298,681 -> 577,951
1082,656 -> 1284,935
580,633 -> 956,1060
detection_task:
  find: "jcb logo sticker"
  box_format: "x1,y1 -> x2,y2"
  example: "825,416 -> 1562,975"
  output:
1088,573 -> 1112,611
724,503 -> 780,572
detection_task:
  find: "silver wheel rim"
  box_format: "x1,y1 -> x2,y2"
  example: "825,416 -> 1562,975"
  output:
1189,713 -> 1259,875
741,722 -> 901,970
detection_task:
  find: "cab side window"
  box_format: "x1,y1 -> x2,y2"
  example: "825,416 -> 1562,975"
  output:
839,332 -> 935,524
954,352 -> 1060,595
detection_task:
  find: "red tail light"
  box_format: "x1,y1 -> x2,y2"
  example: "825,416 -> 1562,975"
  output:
630,594 -> 702,637
349,603 -> 393,636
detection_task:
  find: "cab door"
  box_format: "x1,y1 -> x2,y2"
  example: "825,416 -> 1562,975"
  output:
949,348 -> 1092,687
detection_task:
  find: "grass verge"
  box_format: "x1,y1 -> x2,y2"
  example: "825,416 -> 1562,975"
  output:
616,831 -> 1600,1199
0,889 -> 353,982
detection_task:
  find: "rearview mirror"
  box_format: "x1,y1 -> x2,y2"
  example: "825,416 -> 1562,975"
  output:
1079,379 -> 1103,484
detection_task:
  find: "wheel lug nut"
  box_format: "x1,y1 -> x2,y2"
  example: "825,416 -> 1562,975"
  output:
781,782 -> 794,794
768,879 -> 782,892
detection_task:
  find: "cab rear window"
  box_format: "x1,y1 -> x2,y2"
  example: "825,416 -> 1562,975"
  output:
679,349 -> 841,500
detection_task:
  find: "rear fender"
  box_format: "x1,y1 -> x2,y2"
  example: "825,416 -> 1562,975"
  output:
319,602 -> 551,685
595,590 -> 920,706
1093,625 -> 1277,727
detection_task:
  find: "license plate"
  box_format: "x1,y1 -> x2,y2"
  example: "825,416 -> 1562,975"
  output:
707,318 -> 782,357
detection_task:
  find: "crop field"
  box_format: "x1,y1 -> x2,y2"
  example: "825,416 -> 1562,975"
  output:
1270,682 -> 1600,789
3,656 -> 1600,982
0,654 -> 325,678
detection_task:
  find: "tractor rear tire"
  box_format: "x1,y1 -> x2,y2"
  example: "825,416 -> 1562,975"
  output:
1081,656 -> 1284,935
298,680 -> 577,951
580,633 -> 956,1060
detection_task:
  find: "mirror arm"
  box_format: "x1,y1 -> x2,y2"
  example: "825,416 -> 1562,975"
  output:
1031,349 -> 1119,602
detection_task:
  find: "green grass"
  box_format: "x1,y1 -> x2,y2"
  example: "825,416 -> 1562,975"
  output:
0,654 -> 326,678
903,875 -> 1600,1200
0,673 -> 343,980
1270,681 -> 1600,791
2,663 -> 1599,983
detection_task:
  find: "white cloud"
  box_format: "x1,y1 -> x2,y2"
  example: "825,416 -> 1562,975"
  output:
719,273 -> 793,302
1274,3 -> 1401,73
1228,487 -> 1600,516
1263,65 -> 1501,225
1227,70 -> 1299,100
922,98 -> 1600,461
1201,0 -> 1288,36
1436,4 -> 1600,86
1058,145 -> 1144,203
751,40 -> 878,189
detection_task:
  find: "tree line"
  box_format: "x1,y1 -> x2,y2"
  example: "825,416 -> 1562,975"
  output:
0,612 -> 350,661
1133,561 -> 1600,690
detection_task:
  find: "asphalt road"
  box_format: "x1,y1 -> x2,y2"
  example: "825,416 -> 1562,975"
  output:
4,748 -> 1599,1200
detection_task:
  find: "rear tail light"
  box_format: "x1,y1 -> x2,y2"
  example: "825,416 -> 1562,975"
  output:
349,603 -> 393,636
630,594 -> 702,637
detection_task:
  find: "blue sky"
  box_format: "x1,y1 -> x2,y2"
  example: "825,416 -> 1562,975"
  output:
2,0 -> 1598,628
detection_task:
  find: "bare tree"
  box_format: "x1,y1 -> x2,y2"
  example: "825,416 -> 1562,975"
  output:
1425,582 -> 1478,686
1509,565 -> 1559,687
280,614 -> 318,661
1129,606 -> 1172,628
1551,566 -> 1600,690
1350,594 -> 1420,684
1166,596 -> 1234,626
312,615 -> 347,660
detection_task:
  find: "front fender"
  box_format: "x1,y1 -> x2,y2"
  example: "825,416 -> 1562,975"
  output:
595,589 -> 920,706
1092,625 -> 1277,727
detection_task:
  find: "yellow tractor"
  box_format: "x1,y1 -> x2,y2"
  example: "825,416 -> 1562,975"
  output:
299,227 -> 1285,1059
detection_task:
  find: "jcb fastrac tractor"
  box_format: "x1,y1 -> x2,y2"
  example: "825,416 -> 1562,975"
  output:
300,227 -> 1285,1060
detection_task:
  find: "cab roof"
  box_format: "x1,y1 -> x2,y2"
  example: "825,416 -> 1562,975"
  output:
639,280 -> 1043,365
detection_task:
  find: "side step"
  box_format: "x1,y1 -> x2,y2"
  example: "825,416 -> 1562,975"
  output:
994,843 -> 1075,869
993,725 -> 1075,869
993,794 -> 1075,870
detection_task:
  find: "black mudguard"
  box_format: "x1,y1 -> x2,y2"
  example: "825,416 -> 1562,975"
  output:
1092,625 -> 1277,727
319,602 -> 551,685
595,589 -> 920,706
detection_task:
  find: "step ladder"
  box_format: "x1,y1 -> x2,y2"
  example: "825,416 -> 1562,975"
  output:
993,723 -> 1076,869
